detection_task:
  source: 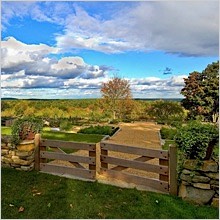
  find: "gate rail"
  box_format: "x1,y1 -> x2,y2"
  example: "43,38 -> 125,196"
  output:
34,134 -> 96,181
100,141 -> 177,195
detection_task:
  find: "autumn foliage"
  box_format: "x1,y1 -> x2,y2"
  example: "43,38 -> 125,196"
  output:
100,77 -> 132,120
181,61 -> 219,122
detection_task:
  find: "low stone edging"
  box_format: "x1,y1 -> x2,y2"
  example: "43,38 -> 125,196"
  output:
179,159 -> 219,207
101,127 -> 121,141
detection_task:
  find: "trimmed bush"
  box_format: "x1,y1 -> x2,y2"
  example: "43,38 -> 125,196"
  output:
78,125 -> 118,136
174,121 -> 219,160
160,127 -> 177,140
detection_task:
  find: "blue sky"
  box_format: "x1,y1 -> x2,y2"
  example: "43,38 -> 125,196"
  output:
1,1 -> 219,99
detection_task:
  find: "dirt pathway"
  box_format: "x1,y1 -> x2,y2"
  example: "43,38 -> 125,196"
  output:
105,122 -> 161,149
50,122 -> 164,192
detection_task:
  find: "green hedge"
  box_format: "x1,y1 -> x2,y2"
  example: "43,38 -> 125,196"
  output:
78,125 -> 119,136
160,127 -> 177,140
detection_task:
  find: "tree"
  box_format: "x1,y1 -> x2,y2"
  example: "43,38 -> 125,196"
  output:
181,61 -> 219,122
100,77 -> 132,120
148,100 -> 185,126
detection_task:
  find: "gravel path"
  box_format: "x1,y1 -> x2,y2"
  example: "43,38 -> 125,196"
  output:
49,122 -> 164,192
106,122 -> 161,149
96,122 -> 162,187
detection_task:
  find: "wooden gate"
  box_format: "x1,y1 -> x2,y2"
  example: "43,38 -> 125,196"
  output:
99,141 -> 177,195
34,134 -> 177,194
34,134 -> 96,181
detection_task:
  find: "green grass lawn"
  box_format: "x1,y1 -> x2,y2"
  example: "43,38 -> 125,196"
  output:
1,126 -> 12,135
1,127 -> 104,143
1,168 -> 218,219
41,130 -> 103,143
162,140 -> 176,150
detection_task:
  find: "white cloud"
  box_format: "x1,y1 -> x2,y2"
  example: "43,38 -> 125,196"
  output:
1,37 -> 59,72
1,38 -> 110,88
1,1 -> 34,30
1,1 -> 73,29
129,75 -> 186,95
2,1 -> 218,56
2,72 -> 186,99
56,1 -> 219,56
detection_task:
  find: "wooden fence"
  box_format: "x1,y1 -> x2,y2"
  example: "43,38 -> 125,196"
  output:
34,134 -> 177,195
34,134 -> 97,181
99,142 -> 177,195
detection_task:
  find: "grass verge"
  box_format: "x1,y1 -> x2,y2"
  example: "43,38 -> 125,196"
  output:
1,168 -> 218,219
1,126 -> 12,135
41,130 -> 104,143
1,127 -> 104,143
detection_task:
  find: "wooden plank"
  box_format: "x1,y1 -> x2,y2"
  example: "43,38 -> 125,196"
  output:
41,139 -> 96,151
40,145 -> 47,164
100,142 -> 168,159
89,146 -> 96,171
34,134 -> 41,171
40,163 -> 95,180
40,151 -> 95,164
100,168 -> 169,193
169,145 -> 178,195
111,156 -> 154,171
46,148 -> 86,169
101,155 -> 168,175
49,147 -> 66,154
159,159 -> 169,182
69,162 -> 85,169
101,149 -> 108,169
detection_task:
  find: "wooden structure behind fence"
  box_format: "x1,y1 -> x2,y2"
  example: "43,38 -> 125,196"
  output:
100,142 -> 177,195
34,134 -> 96,181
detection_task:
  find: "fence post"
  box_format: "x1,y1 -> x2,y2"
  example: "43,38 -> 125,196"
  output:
34,133 -> 41,171
89,144 -> 96,179
159,157 -> 169,182
169,144 -> 178,195
100,142 -> 108,169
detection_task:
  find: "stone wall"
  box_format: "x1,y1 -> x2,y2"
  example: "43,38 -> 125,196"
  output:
179,159 -> 219,207
1,135 -> 35,171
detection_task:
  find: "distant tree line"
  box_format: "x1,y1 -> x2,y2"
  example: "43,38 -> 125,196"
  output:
1,61 -> 218,126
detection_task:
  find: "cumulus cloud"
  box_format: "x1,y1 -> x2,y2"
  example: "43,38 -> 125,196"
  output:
128,75 -> 186,99
56,1 -> 219,56
1,37 -> 59,73
1,35 -> 187,97
2,1 -> 218,56
2,70 -> 186,99
1,2 -> 208,99
1,37 -> 110,88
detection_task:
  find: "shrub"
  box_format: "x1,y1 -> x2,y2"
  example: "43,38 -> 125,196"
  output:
11,117 -> 43,145
148,100 -> 185,126
174,121 -> 219,160
59,119 -> 73,131
109,119 -> 120,124
160,127 -> 177,140
78,125 -> 118,136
